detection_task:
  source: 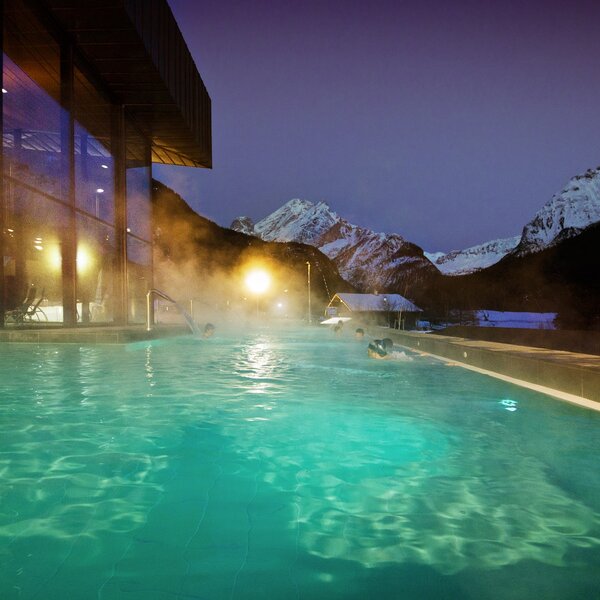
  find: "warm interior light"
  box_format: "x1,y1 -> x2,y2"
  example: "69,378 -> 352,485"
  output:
76,245 -> 93,274
245,269 -> 270,294
48,245 -> 61,271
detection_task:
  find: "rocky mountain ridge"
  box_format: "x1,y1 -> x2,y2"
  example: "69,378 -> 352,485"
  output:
235,165 -> 600,283
513,166 -> 600,256
232,199 -> 437,293
424,236 -> 521,276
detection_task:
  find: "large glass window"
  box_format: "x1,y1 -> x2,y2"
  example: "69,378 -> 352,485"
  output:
2,2 -> 65,323
76,215 -> 116,323
126,124 -> 151,241
72,68 -> 117,323
126,122 -> 152,323
127,235 -> 152,323
2,1 -> 155,327
74,67 -> 114,224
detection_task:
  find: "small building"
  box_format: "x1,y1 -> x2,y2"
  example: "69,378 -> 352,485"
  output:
325,293 -> 422,329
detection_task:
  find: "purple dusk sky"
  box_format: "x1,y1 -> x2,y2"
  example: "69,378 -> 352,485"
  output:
155,0 -> 600,252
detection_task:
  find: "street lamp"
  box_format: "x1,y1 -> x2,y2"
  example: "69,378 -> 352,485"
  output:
95,188 -> 104,218
306,261 -> 311,324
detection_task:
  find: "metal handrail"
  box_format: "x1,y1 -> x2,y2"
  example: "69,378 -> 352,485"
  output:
146,288 -> 178,331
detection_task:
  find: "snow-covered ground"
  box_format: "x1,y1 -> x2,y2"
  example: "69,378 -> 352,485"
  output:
472,310 -> 557,329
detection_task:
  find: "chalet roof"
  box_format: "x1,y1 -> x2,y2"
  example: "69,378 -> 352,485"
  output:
331,293 -> 422,313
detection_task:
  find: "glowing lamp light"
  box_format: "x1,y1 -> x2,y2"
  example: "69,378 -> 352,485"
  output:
76,245 -> 92,274
96,188 -> 104,194
48,245 -> 61,270
101,164 -> 109,169
245,269 -> 270,295
1,88 -> 7,94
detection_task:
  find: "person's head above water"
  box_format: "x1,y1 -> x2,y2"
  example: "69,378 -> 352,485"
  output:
355,328 -> 365,339
203,323 -> 215,338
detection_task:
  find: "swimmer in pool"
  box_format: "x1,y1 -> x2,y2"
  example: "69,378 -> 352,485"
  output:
203,323 -> 215,338
367,339 -> 388,359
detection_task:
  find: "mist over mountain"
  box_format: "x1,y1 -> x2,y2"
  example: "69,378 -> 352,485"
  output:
152,181 -> 352,320
152,162 -> 600,328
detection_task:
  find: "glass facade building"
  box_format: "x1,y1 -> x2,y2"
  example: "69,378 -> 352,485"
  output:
1,0 -> 211,327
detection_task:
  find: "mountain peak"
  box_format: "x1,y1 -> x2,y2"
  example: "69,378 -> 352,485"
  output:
240,197 -> 434,293
254,198 -> 340,245
514,166 -> 600,256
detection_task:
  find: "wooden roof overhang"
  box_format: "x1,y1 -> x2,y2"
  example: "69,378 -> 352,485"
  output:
42,0 -> 211,168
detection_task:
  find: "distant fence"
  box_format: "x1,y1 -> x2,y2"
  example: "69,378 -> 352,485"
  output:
434,327 -> 600,356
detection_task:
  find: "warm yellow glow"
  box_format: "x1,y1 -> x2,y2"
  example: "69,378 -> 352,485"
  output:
76,245 -> 93,274
47,244 -> 62,271
245,269 -> 270,295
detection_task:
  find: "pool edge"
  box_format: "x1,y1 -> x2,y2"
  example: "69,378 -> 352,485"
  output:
383,330 -> 600,411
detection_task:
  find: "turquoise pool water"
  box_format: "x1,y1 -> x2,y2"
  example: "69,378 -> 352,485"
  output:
0,327 -> 599,599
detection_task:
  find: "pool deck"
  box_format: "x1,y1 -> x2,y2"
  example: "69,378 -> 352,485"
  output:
0,324 -> 190,344
384,329 -> 600,410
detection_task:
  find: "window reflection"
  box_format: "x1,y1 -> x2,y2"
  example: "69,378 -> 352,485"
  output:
2,4 -> 65,322
77,215 -> 116,323
2,1 -> 155,327
126,124 -> 151,241
74,68 -> 114,224
127,236 -> 152,323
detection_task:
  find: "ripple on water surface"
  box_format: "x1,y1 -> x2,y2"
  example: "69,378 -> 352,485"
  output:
0,329 -> 599,599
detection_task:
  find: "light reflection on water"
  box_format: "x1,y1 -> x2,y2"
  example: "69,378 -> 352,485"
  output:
0,329 -> 599,599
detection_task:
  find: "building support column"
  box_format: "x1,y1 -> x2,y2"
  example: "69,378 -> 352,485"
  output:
60,41 -> 77,326
0,2 -> 5,327
112,104 -> 127,324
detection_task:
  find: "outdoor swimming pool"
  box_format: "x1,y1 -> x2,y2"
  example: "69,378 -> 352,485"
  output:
1,327 -> 599,599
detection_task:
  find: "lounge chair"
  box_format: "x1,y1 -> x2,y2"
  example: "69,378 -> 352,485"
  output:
5,286 -> 47,323
22,288 -> 47,322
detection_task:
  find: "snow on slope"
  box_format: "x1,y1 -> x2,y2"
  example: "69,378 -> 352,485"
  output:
515,166 -> 600,255
234,198 -> 435,291
254,199 -> 338,245
425,236 -> 520,276
426,166 -> 600,272
231,167 -> 600,285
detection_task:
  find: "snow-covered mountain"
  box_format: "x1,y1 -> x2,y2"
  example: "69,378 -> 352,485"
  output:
233,199 -> 437,292
230,216 -> 255,236
513,166 -> 600,256
425,236 -> 520,276
426,166 -> 600,273
232,166 -> 600,287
